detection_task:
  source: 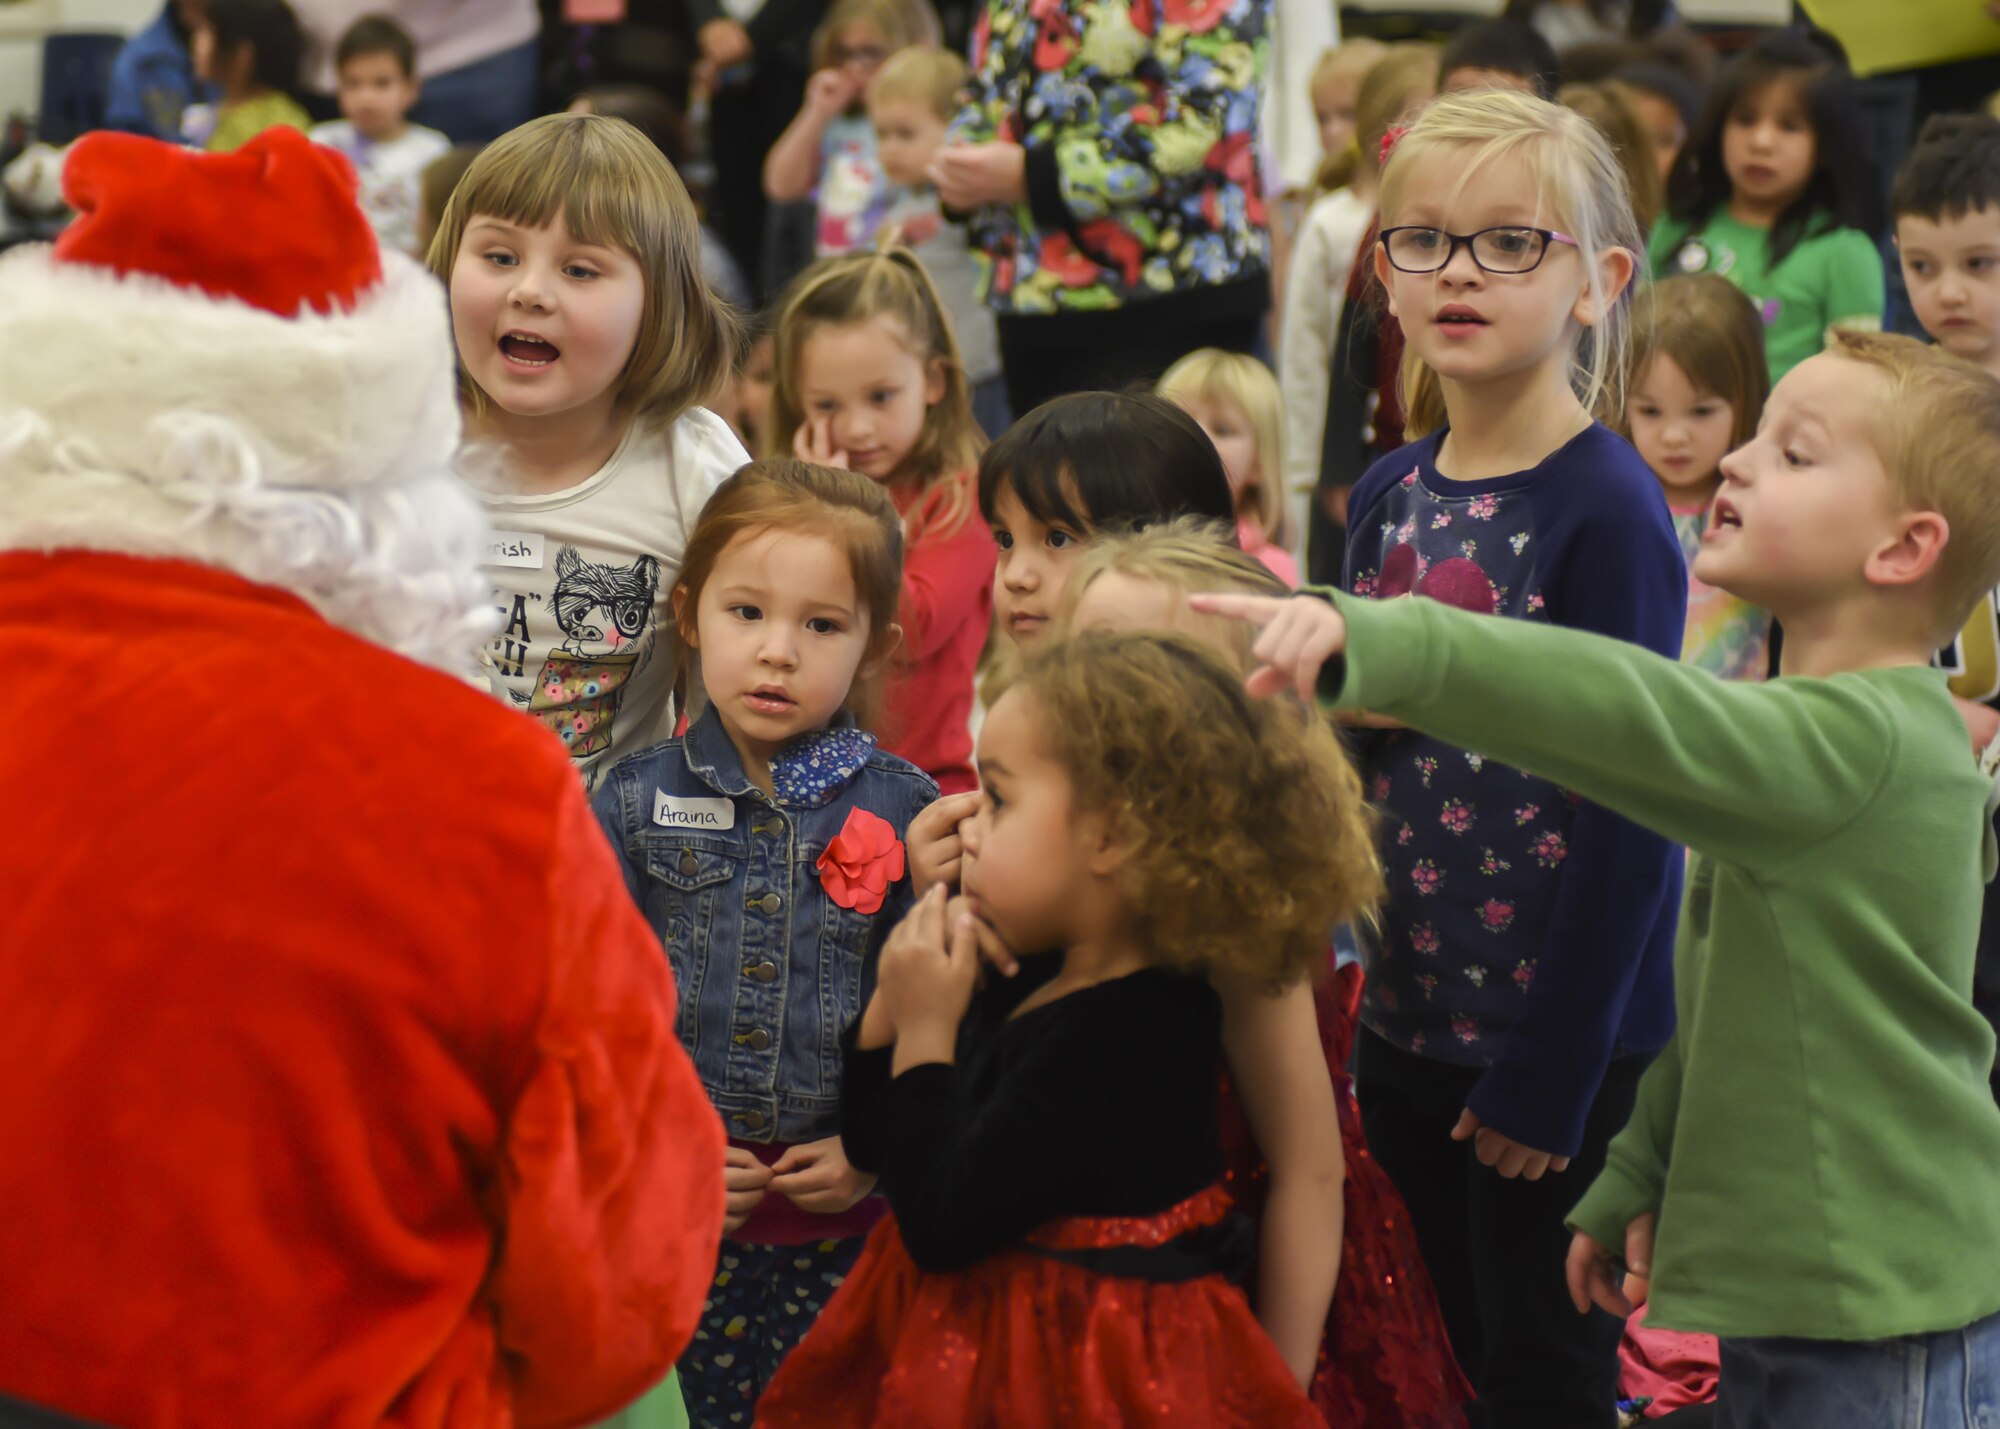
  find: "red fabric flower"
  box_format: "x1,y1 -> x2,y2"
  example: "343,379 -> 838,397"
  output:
817,808 -> 907,915
1378,124 -> 1408,167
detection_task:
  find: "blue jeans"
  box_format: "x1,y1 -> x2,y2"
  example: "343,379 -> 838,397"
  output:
408,39 -> 538,145
1719,1307 -> 2000,1429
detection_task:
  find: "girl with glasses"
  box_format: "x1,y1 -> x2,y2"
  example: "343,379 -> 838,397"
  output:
1336,87 -> 1689,1429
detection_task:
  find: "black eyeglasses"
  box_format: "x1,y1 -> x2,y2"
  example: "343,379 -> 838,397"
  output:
1378,226 -> 1579,275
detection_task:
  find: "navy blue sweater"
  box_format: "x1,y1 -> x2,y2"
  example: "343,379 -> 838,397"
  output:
1340,424 -> 1685,1158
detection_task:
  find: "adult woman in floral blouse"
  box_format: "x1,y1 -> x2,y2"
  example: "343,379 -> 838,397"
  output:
931,0 -> 1274,414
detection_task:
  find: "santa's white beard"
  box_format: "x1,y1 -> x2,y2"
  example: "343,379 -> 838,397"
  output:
0,245 -> 498,677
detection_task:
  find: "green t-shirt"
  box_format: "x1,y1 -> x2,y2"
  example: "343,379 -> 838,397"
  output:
206,92 -> 312,154
1326,589 -> 2000,1342
1649,210 -> 1885,382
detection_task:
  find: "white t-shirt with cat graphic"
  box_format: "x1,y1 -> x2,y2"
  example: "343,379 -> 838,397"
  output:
475,408 -> 749,789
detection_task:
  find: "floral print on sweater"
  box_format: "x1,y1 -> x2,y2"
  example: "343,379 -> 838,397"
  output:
950,0 -> 1272,315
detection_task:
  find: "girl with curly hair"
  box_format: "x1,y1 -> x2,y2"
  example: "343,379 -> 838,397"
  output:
1062,523 -> 1472,1428
759,629 -> 1379,1428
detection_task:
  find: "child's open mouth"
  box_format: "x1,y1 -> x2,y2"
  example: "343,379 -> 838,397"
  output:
745,686 -> 796,715
1435,305 -> 1488,335
500,332 -> 561,367
1708,499 -> 1742,536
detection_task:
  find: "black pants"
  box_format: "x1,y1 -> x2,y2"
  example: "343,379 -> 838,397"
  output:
707,60 -> 811,306
996,301 -> 1264,417
1357,1029 -> 1649,1429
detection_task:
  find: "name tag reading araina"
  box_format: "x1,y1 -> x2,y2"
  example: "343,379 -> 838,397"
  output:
654,792 -> 736,830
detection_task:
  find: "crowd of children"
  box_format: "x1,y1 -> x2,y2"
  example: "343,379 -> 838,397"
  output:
23,4 -> 2000,1429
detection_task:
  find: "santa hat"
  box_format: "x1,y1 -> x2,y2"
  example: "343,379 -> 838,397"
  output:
0,128 -> 491,673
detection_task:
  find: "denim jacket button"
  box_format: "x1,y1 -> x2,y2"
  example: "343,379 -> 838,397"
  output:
736,1110 -> 767,1131
752,892 -> 782,914
678,851 -> 699,878
747,961 -> 780,982
754,817 -> 783,836
744,1028 -> 772,1050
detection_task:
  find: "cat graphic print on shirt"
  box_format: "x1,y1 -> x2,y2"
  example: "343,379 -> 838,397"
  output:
476,410 -> 749,790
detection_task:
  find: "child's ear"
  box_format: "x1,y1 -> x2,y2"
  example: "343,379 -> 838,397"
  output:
925,356 -> 948,408
1865,509 -> 1951,592
1373,242 -> 1399,318
672,584 -> 698,647
1573,245 -> 1638,328
865,621 -> 905,674
1083,803 -> 1141,879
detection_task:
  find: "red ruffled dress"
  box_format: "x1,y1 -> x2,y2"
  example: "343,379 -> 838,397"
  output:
757,965 -> 1320,1429
1219,956 -> 1474,1429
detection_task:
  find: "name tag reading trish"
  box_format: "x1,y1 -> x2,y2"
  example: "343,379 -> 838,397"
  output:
654,792 -> 736,830
487,531 -> 546,569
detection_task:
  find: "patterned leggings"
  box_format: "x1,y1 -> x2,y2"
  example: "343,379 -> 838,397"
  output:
678,1234 -> 867,1429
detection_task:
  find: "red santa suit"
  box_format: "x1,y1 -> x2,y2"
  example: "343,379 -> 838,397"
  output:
0,130 -> 725,1427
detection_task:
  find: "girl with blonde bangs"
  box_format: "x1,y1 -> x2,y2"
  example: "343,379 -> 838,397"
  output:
761,630 -> 1377,1428
770,246 -> 995,793
431,113 -> 749,791
1338,85 -> 1689,1428
1158,350 -> 1298,585
1059,521 -> 1474,1424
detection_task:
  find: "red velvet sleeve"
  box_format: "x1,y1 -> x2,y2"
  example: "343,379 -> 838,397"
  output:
488,785 -> 726,1428
899,481 -> 998,663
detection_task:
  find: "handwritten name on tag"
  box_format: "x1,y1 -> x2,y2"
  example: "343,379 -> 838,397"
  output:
654,792 -> 737,830
488,531 -> 546,569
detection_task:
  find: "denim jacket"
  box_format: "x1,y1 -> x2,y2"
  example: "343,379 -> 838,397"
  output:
592,712 -> 938,1143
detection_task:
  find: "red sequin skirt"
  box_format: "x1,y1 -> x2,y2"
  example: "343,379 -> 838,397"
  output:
755,1183 -> 1322,1428
1220,958 -> 1474,1429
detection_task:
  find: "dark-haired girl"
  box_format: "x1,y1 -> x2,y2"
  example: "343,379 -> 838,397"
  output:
1651,29 -> 1885,382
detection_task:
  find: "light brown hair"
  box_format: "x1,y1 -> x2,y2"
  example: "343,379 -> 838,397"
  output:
1318,42 -> 1439,195
867,45 -> 966,119
427,113 -> 737,431
810,0 -> 940,71
674,458 -> 905,729
1625,274 -> 1769,450
1061,517 -> 1289,671
767,246 -> 985,540
1828,330 -> 2000,641
1559,80 -> 1664,233
1012,630 -> 1382,985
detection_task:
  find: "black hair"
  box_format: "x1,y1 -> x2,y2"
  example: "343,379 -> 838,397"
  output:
976,391 -> 1235,533
1613,60 -> 1701,128
207,0 -> 304,95
1437,20 -> 1559,102
1891,113 -> 2000,224
1664,29 -> 1882,267
335,14 -> 417,77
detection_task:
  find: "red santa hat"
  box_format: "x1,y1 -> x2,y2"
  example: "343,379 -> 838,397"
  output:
0,127 -> 488,672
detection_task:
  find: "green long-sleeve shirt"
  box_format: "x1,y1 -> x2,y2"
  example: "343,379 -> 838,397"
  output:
1327,590 -> 2000,1341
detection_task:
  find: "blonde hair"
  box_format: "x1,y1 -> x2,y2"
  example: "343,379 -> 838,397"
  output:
1559,80 -> 1664,233
767,246 -> 985,540
1378,88 -> 1642,439
1062,517 -> 1288,670
1319,42 -> 1439,195
811,0 -> 940,70
868,45 -> 966,118
1626,274 -> 1769,450
1012,630 -> 1382,985
427,114 -> 737,430
1827,330 -> 2000,642
1157,349 -> 1289,549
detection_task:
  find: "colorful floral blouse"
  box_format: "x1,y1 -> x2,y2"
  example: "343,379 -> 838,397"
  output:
950,0 -> 1272,315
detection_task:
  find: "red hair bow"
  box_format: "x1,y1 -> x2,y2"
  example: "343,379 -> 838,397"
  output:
1378,125 -> 1408,166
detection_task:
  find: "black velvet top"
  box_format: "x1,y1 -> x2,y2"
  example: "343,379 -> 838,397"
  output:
839,959 -> 1224,1272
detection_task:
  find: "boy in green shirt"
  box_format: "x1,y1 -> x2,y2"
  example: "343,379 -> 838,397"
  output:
1195,330 -> 2000,1427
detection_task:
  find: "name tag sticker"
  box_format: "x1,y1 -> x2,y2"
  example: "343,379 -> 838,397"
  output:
488,531 -> 546,569
654,792 -> 736,830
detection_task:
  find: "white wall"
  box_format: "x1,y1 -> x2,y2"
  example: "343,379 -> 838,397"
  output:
0,0 -> 162,123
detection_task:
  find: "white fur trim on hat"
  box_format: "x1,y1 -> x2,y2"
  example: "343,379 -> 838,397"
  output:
0,246 -> 497,675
